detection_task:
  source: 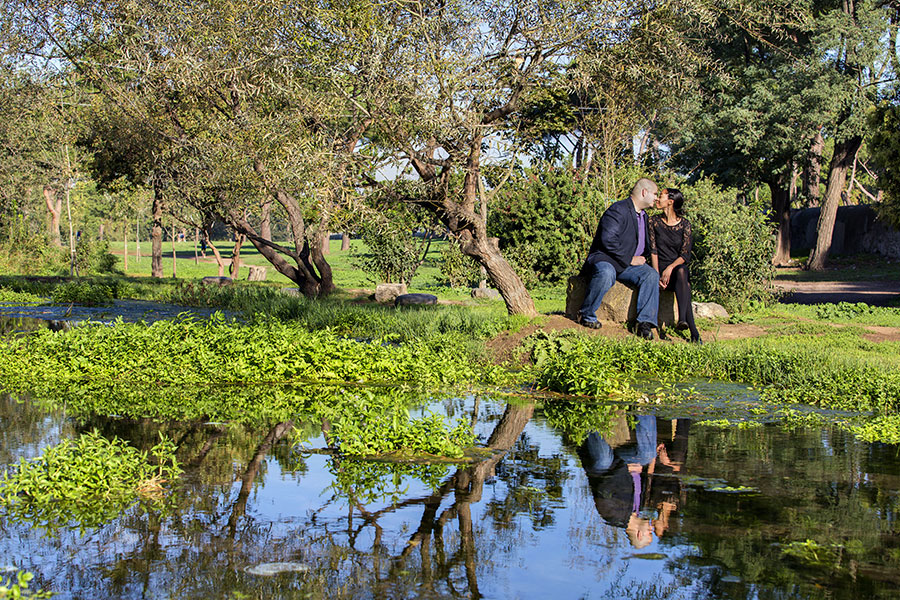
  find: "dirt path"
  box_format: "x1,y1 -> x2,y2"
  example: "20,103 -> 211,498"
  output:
773,279 -> 900,306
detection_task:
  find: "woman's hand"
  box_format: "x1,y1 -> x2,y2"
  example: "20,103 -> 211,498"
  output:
660,266 -> 674,288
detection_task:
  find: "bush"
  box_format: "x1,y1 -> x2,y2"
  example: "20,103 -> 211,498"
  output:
352,206 -> 433,284
73,239 -> 119,275
438,238 -> 482,288
50,280 -> 115,306
682,178 -> 776,309
489,163 -> 609,285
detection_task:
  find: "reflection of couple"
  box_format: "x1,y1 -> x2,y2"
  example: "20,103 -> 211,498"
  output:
578,416 -> 690,549
578,178 -> 702,343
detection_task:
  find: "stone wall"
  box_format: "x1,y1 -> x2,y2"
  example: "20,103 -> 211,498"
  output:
791,205 -> 900,259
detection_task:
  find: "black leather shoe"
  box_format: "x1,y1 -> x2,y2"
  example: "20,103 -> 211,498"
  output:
675,321 -> 689,331
690,334 -> 703,344
637,322 -> 655,340
579,316 -> 602,330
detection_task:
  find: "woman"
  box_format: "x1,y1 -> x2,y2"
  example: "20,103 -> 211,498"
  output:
649,188 -> 702,343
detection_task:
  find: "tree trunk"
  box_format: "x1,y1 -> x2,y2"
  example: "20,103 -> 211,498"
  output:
803,130 -> 824,207
43,186 -> 62,247
808,136 -> 863,271
768,179 -> 792,266
407,138 -> 537,316
123,217 -> 128,272
204,231 -> 226,277
151,183 -> 164,278
259,199 -> 272,241
341,233 -> 351,251
98,222 -> 105,241
229,233 -> 245,279
171,223 -> 177,278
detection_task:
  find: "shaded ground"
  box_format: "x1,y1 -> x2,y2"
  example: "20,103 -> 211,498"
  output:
773,279 -> 900,306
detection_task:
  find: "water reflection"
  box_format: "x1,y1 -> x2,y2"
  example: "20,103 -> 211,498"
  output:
580,417 -> 690,549
1,393 -> 899,600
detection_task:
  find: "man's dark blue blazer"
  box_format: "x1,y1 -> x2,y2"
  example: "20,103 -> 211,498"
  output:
581,199 -> 652,276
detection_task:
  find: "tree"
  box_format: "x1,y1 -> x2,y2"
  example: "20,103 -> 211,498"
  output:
807,0 -> 897,270
868,100 -> 900,228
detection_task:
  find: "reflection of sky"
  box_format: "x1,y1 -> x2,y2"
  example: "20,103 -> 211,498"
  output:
1,394 -> 898,599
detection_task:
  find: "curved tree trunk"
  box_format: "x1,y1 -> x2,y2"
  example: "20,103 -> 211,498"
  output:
229,233 -> 245,279
808,136 -> 862,271
768,179 -> 792,266
43,186 -> 62,247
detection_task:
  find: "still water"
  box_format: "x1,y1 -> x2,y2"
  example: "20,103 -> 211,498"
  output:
1,390 -> 898,600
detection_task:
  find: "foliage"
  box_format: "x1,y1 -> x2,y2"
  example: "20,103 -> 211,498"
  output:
0,219 -> 68,276
540,398 -> 621,446
530,332 -> 900,416
72,239 -> 118,275
868,101 -> 900,228
0,430 -> 181,532
49,280 -> 115,306
489,164 -> 609,284
352,206 -> 435,284
0,288 -> 43,304
0,315 -> 506,395
327,459 -> 450,505
682,178 -> 777,309
313,388 -> 475,458
0,572 -> 52,600
437,237 -> 482,288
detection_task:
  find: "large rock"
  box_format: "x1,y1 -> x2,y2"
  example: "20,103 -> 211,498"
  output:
202,276 -> 233,286
281,287 -> 301,297
565,275 -> 678,326
395,293 -> 438,307
692,301 -> 729,319
375,283 -> 407,304
471,287 -> 501,300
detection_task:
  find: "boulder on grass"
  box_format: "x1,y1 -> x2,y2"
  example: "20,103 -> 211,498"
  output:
692,301 -> 729,319
202,276 -> 233,286
565,275 -> 678,326
375,283 -> 407,304
395,293 -> 438,307
471,287 -> 501,300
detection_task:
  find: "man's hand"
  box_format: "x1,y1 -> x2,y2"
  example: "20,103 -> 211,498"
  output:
630,256 -> 646,266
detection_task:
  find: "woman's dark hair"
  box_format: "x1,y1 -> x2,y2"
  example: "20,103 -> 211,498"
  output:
666,188 -> 685,217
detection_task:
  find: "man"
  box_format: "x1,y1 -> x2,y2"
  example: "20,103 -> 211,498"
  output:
579,178 -> 659,339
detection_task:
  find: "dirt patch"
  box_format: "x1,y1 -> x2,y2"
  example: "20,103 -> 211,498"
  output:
483,314 -> 771,365
861,326 -> 900,343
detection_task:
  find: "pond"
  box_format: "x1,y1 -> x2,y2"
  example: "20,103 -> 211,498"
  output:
1,388 -> 898,600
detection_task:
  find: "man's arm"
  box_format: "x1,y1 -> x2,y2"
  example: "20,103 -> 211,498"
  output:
599,202 -> 635,266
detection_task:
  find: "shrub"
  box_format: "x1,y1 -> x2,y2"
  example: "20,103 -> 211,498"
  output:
682,178 -> 777,309
489,163 -> 609,285
438,238 -> 482,288
50,280 -> 115,306
352,205 -> 435,285
72,239 -> 119,275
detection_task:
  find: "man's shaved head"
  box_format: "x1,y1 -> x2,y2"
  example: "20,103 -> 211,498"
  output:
631,178 -> 658,198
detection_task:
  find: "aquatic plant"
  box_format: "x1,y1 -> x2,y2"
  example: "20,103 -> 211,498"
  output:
529,333 -> 900,416
0,571 -> 51,600
0,316 -> 505,391
0,431 -> 181,532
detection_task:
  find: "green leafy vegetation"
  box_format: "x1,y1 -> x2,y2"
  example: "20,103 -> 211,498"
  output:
528,332 -> 900,415
49,280 -> 115,306
0,430 -> 180,532
0,571 -> 52,600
